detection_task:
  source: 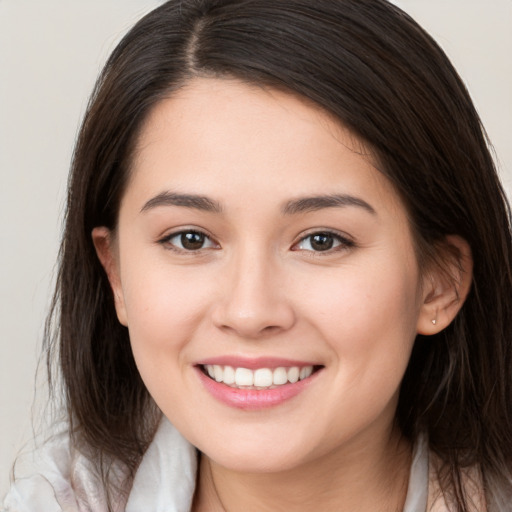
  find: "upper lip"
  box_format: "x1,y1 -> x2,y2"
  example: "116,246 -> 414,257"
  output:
196,356 -> 321,370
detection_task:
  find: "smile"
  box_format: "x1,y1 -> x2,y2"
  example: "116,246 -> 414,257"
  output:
196,360 -> 323,410
203,364 -> 314,389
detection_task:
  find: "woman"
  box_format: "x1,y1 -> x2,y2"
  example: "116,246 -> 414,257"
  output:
3,0 -> 512,510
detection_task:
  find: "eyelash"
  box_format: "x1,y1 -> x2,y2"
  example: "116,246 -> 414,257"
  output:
158,229 -> 355,255
158,229 -> 218,253
292,230 -> 355,254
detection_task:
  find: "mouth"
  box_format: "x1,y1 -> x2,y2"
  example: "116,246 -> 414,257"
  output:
199,363 -> 322,390
195,357 -> 324,409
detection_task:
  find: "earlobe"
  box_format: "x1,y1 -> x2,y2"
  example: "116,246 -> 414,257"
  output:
417,236 -> 473,335
91,227 -> 128,326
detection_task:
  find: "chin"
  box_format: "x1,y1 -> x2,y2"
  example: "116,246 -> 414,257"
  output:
194,426 -> 319,474
207,447 -> 306,474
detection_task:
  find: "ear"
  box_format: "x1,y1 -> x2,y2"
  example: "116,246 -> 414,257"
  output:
91,226 -> 128,326
417,235 -> 473,335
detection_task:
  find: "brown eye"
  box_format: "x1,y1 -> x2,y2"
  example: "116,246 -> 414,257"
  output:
294,231 -> 354,253
310,233 -> 334,251
163,230 -> 217,251
181,232 -> 206,250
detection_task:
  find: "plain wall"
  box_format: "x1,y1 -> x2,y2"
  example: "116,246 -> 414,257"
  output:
1,0 -> 511,498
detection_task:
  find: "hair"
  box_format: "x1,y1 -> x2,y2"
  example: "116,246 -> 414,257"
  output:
44,0 -> 512,509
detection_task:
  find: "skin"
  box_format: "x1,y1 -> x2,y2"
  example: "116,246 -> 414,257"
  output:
93,78 -> 472,511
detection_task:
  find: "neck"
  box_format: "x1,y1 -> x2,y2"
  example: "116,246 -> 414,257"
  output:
192,426 -> 412,512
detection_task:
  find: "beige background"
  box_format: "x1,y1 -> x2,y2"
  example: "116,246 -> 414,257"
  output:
1,0 -> 511,498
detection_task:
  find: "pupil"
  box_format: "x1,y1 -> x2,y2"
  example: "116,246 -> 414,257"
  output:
181,232 -> 204,250
311,233 -> 333,251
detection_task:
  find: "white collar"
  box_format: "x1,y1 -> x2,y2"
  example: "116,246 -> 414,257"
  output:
403,433 -> 429,512
126,418 -> 197,512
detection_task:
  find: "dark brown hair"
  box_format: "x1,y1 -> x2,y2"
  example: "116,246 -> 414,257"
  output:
45,0 -> 512,509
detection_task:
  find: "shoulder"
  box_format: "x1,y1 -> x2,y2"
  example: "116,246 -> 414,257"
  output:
1,421 -> 126,512
2,417 -> 197,512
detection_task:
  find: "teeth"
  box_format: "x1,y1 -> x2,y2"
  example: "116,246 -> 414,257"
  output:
300,366 -> 313,380
223,365 -> 235,385
203,364 -> 315,389
273,367 -> 288,385
235,367 -> 254,386
254,368 -> 273,387
288,366 -> 300,383
214,365 -> 223,382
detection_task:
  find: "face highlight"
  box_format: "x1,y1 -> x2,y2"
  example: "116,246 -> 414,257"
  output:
94,77 -> 433,475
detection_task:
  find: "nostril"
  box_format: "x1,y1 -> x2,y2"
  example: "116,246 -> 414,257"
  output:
261,325 -> 281,334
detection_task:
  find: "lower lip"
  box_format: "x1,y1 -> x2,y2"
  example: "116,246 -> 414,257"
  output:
196,367 -> 319,410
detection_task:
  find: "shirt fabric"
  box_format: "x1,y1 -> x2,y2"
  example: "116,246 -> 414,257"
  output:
1,417 -> 445,512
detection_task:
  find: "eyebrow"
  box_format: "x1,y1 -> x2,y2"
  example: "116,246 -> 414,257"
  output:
282,194 -> 376,215
140,192 -> 223,213
140,191 -> 376,216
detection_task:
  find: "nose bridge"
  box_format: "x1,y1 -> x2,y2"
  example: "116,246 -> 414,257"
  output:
213,241 -> 295,337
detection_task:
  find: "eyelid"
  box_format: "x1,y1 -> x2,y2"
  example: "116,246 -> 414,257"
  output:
157,227 -> 220,253
291,229 -> 355,253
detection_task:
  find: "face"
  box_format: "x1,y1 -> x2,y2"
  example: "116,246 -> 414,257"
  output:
95,78 -> 434,474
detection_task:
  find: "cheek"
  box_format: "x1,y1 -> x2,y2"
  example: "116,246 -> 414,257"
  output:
306,255 -> 419,321
311,263 -> 422,432
300,257 -> 422,378
352,270 -> 419,340
118,255 -> 215,368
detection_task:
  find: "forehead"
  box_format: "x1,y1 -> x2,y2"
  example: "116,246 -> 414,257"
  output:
125,77 -> 402,217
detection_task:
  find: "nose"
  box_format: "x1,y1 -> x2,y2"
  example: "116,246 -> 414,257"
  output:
211,247 -> 296,339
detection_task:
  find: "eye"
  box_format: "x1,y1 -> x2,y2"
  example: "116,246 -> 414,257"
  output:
294,231 -> 353,252
161,230 -> 217,251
